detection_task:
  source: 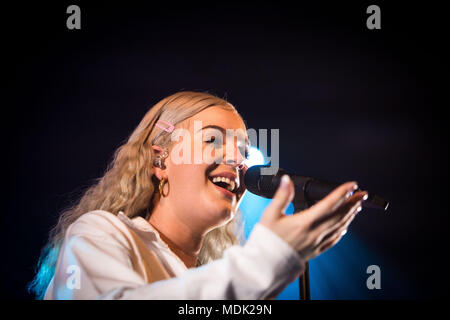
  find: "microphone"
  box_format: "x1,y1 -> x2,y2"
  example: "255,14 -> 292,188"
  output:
244,165 -> 389,211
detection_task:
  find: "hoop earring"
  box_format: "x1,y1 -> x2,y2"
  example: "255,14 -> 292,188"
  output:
158,178 -> 169,197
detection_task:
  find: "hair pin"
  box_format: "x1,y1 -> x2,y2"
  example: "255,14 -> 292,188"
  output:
155,120 -> 175,133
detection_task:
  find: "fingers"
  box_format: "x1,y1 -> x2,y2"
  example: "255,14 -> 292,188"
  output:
307,182 -> 358,216
315,193 -> 367,254
315,200 -> 361,246
317,231 -> 342,254
263,175 -> 295,221
307,190 -> 367,233
317,219 -> 353,254
332,191 -> 366,218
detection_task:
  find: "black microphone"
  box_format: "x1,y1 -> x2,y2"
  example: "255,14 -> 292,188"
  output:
244,165 -> 389,211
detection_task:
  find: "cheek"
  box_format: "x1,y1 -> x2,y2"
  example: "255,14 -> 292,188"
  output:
202,144 -> 223,164
168,164 -> 208,195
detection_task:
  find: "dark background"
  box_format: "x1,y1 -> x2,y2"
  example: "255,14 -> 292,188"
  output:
2,1 -> 448,299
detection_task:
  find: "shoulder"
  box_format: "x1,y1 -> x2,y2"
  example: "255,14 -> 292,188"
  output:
66,210 -> 134,248
68,210 -> 122,235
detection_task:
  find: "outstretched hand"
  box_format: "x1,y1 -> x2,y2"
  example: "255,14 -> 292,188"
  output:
260,175 -> 368,262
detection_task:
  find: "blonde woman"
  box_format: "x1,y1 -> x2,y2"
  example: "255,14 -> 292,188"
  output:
29,91 -> 367,299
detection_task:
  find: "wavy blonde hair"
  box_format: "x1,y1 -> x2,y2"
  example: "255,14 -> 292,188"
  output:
29,91 -> 245,299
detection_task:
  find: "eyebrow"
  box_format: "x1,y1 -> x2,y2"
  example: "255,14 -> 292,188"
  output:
198,125 -> 250,145
197,125 -> 225,133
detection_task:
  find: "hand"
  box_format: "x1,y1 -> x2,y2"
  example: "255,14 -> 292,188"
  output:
260,175 -> 367,262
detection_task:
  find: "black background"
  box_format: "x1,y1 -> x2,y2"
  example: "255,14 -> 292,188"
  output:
2,1 -> 448,299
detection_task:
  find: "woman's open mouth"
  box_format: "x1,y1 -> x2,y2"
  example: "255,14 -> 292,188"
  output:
208,172 -> 240,200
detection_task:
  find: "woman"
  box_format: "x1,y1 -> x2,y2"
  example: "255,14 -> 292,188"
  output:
29,91 -> 367,299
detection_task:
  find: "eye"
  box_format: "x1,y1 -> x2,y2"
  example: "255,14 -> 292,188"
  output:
205,135 -> 222,148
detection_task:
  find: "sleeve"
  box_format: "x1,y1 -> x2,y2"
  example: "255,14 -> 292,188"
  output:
50,224 -> 305,300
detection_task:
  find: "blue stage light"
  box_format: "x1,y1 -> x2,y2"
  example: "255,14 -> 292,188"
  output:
244,146 -> 266,167
239,146 -> 299,299
239,148 -> 407,299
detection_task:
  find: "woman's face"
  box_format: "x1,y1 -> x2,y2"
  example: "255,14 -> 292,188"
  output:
162,106 -> 248,233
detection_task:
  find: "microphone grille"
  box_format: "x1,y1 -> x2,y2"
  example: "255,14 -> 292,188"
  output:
244,165 -> 283,198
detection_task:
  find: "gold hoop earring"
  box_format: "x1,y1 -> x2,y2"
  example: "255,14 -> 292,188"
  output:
158,178 -> 169,197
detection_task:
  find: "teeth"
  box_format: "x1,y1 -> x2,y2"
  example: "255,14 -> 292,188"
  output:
211,176 -> 236,192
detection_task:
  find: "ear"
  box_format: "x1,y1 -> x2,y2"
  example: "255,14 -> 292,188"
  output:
152,145 -> 164,154
152,145 -> 166,180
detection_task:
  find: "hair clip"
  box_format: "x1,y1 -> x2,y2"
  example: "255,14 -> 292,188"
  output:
155,120 -> 175,133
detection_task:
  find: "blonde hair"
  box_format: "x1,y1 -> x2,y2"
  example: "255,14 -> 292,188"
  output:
29,91 -> 245,299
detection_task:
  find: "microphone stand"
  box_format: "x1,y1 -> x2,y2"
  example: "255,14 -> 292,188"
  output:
291,181 -> 389,300
293,178 -> 314,301
245,165 -> 389,300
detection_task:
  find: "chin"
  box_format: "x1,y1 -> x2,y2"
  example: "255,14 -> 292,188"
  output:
218,207 -> 234,223
206,206 -> 234,229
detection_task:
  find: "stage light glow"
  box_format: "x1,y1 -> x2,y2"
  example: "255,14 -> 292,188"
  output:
239,147 -> 407,299
244,146 -> 266,167
237,145 -> 405,300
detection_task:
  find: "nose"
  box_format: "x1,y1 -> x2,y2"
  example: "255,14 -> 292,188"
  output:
224,146 -> 247,170
225,158 -> 246,171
